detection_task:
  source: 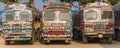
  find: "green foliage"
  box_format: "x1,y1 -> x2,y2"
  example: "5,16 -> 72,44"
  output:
60,0 -> 120,5
103,0 -> 120,5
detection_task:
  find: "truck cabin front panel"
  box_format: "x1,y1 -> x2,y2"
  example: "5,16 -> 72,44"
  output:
42,3 -> 72,43
2,3 -> 33,41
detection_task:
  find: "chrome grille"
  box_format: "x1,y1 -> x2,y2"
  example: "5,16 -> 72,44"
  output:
12,24 -> 22,32
52,23 -> 63,26
49,27 -> 65,31
94,25 -> 106,31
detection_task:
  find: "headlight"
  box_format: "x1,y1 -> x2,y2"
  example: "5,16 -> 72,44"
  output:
43,29 -> 49,32
67,34 -> 71,37
110,28 -> 114,31
106,29 -> 109,31
44,23 -> 51,26
26,34 -> 31,37
44,23 -> 47,26
62,27 -> 65,29
43,27 -> 49,32
22,30 -> 26,32
43,27 -> 49,30
8,32 -> 12,34
26,30 -> 32,32
63,23 -> 66,26
27,26 -> 32,28
67,28 -> 71,32
67,22 -> 71,26
4,35 -> 8,37
43,34 -> 48,36
85,27 -> 94,32
4,30 -> 9,32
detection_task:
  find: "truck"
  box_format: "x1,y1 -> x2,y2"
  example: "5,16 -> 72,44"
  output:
113,3 -> 120,41
2,3 -> 34,44
73,2 -> 114,44
40,2 -> 73,44
0,11 -> 2,36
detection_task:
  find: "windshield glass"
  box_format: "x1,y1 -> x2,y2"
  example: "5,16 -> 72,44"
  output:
85,11 -> 97,20
18,0 -> 29,3
59,11 -> 70,21
5,11 -> 15,21
19,12 -> 30,21
101,11 -> 112,19
44,11 -> 55,21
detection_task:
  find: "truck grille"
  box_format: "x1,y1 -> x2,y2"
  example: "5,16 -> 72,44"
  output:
94,25 -> 106,31
49,27 -> 65,31
49,31 -> 65,35
51,23 -> 63,26
12,25 -> 22,32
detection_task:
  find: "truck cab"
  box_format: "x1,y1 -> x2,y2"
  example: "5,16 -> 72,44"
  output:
73,2 -> 114,44
41,3 -> 73,43
2,3 -> 33,44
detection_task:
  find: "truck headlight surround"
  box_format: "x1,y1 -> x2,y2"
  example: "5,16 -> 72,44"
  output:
109,28 -> 114,31
67,28 -> 71,32
26,34 -> 31,37
44,23 -> 51,26
63,23 -> 66,26
85,27 -> 94,32
67,22 -> 71,26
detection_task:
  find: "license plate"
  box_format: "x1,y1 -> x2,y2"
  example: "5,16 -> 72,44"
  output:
98,34 -> 103,38
55,35 -> 60,39
14,36 -> 20,39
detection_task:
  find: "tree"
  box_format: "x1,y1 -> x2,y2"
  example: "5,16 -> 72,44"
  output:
103,0 -> 120,5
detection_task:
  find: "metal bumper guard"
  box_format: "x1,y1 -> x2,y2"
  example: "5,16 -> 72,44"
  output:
84,32 -> 114,35
4,36 -> 31,41
43,35 -> 71,40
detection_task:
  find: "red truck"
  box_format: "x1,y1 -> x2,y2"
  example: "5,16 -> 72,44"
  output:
40,2 -> 73,44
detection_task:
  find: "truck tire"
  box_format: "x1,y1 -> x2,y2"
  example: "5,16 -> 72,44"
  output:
5,41 -> 10,45
65,40 -> 71,44
29,40 -> 34,45
83,35 -> 88,44
107,35 -> 112,44
40,37 -> 49,44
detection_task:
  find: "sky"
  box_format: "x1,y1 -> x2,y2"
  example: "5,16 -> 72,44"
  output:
0,0 -> 79,11
0,0 -> 56,11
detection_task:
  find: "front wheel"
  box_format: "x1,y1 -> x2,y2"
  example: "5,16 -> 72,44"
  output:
5,41 -> 10,45
107,35 -> 112,44
65,40 -> 71,44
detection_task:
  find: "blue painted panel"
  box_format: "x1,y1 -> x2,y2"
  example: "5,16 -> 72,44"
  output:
0,11 -> 2,25
114,10 -> 120,18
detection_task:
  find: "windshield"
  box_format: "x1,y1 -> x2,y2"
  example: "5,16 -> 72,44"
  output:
101,11 -> 112,19
18,0 -> 29,3
44,11 -> 55,21
85,11 -> 97,20
19,12 -> 30,21
5,11 -> 15,21
59,11 -> 70,21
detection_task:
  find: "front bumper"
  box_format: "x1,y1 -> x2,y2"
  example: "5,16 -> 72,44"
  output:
84,32 -> 114,35
42,35 -> 72,40
4,36 -> 32,41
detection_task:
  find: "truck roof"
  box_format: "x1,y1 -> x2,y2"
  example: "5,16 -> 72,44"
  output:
5,3 -> 31,11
